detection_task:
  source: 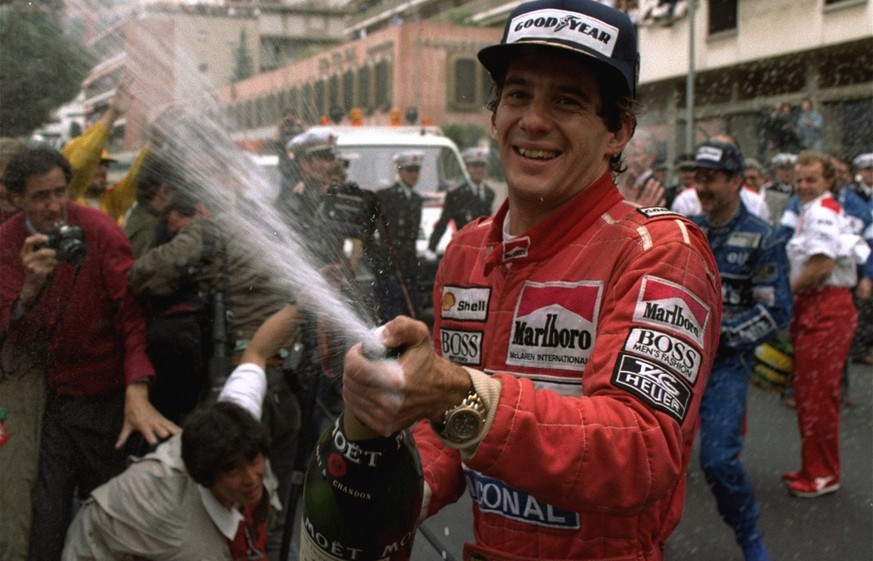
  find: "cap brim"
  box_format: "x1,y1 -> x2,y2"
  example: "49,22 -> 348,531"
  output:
480,41 -> 599,79
478,40 -> 634,98
693,161 -> 725,171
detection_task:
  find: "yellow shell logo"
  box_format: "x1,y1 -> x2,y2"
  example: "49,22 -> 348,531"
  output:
442,292 -> 456,311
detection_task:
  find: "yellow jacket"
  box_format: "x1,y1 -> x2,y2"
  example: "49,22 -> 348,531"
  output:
63,123 -> 146,224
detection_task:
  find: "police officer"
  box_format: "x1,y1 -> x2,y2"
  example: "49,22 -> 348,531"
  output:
377,150 -> 424,319
426,146 -> 496,258
690,141 -> 793,561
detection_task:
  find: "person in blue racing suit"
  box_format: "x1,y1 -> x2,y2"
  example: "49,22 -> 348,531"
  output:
689,141 -> 793,561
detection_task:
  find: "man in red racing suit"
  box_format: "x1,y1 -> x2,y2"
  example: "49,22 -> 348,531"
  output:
341,1 -> 721,559
418,172 -> 720,561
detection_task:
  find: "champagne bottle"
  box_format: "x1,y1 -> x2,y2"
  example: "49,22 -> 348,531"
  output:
298,412 -> 424,561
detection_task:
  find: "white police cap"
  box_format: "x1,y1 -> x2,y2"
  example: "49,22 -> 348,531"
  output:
462,147 -> 490,165
287,127 -> 338,156
852,153 -> 873,170
393,149 -> 425,168
770,153 -> 797,168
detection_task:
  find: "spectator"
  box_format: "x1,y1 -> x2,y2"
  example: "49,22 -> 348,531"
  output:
665,152 -> 696,208
341,1 -> 721,559
0,135 -> 40,561
853,152 -> 873,200
63,83 -> 137,223
834,153 -> 873,372
128,191 -> 298,560
689,141 -> 792,561
62,350 -> 283,561
0,146 -> 179,561
783,151 -> 868,498
617,128 -> 666,206
377,149 -> 425,319
273,109 -> 306,197
767,153 -> 797,193
766,102 -> 802,155
0,138 -> 26,223
744,157 -> 785,228
123,154 -> 177,258
796,99 -> 824,151
426,146 -> 496,259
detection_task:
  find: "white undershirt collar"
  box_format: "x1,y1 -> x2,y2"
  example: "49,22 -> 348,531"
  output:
198,484 -> 243,540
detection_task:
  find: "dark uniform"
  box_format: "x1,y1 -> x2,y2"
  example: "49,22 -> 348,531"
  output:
428,180 -> 495,253
377,180 -> 423,318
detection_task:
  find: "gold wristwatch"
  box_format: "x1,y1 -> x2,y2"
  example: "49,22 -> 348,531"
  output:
438,388 -> 487,444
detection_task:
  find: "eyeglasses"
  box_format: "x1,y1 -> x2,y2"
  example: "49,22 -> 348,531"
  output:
310,151 -> 336,162
402,166 -> 421,172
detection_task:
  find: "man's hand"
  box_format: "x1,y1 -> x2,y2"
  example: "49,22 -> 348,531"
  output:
617,172 -> 666,207
19,234 -> 56,308
342,316 -> 470,436
116,382 -> 181,449
633,176 -> 667,207
856,277 -> 872,301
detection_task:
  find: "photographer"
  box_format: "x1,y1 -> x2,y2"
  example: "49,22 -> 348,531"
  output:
128,194 -> 298,561
0,146 -> 179,561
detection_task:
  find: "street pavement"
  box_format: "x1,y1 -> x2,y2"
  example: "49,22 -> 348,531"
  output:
411,360 -> 873,561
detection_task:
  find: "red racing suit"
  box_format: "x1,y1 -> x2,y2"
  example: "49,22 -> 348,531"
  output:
413,173 -> 721,561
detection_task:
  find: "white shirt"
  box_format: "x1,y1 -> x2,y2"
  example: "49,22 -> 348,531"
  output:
194,362 -> 268,535
786,193 -> 864,289
671,185 -> 771,223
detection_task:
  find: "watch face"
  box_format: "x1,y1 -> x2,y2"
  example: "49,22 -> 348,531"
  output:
448,410 -> 482,440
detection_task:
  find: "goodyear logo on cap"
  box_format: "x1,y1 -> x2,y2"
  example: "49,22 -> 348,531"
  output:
697,145 -> 724,163
506,9 -> 619,57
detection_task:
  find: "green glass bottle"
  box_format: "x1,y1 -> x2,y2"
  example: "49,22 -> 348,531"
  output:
298,413 -> 424,561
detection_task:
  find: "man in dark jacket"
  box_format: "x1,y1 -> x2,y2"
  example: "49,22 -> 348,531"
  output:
377,150 -> 425,319
427,147 -> 496,258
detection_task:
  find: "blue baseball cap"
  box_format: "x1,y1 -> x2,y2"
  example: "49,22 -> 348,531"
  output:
695,141 -> 745,176
477,0 -> 640,98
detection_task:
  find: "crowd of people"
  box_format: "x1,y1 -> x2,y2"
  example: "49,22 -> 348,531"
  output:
0,1 -> 870,561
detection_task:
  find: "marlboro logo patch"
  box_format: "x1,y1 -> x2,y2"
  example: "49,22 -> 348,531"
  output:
507,281 -> 602,370
632,276 -> 710,347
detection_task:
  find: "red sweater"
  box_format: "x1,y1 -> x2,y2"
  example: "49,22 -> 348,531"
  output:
0,201 -> 154,396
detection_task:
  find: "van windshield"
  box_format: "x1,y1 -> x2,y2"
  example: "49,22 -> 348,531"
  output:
338,145 -> 466,195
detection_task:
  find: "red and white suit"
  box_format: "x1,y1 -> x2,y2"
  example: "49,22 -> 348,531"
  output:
413,173 -> 722,561
786,192 -> 859,483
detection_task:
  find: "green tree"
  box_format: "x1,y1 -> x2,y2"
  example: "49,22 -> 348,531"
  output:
232,27 -> 254,82
0,4 -> 93,137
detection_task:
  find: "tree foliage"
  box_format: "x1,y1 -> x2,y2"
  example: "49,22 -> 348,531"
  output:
0,4 -> 93,137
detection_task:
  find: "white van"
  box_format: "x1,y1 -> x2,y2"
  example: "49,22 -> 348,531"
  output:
334,126 -> 470,257
335,126 -> 470,313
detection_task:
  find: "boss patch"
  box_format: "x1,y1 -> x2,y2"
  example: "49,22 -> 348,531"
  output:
439,328 -> 483,366
622,327 -> 702,385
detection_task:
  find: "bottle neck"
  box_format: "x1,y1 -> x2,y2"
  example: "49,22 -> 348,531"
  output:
342,412 -> 380,441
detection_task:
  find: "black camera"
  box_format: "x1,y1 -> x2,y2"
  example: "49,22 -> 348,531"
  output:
45,222 -> 87,266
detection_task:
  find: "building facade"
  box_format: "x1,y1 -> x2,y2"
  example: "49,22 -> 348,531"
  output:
214,21 -> 501,151
72,0 -> 871,163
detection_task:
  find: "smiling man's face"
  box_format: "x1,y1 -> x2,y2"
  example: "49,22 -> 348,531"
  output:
492,53 -> 630,231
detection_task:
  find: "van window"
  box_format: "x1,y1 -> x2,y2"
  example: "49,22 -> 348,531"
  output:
339,145 -> 466,194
